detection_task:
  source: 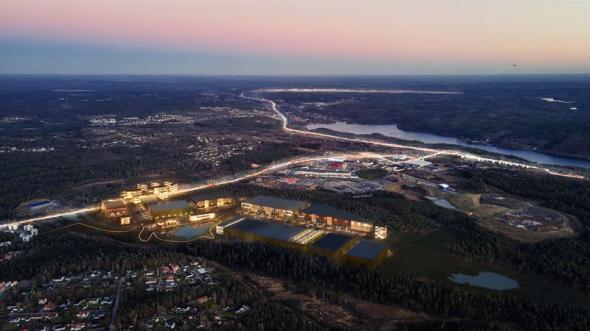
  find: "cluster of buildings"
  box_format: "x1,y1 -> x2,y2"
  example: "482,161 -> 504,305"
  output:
0,146 -> 56,154
216,194 -> 390,267
240,195 -> 387,238
3,271 -> 117,329
100,183 -> 235,227
102,186 -> 388,240
144,262 -> 213,292
2,261 -> 218,330
100,182 -> 180,224
99,183 -> 390,266
187,136 -> 260,167
87,112 -> 215,128
3,224 -> 39,242
286,160 -> 358,179
121,181 -> 179,203
216,217 -> 388,268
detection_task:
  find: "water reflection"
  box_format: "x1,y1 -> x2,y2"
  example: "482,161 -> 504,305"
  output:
306,122 -> 590,168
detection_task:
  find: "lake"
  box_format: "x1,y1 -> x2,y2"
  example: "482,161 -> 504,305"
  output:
306,121 -> 590,168
449,272 -> 519,290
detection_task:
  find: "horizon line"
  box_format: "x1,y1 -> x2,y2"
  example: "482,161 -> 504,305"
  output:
1,72 -> 590,77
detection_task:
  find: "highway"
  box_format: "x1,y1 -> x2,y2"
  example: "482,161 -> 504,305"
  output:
0,152 -> 412,229
1,206 -> 101,228
1,92 -> 585,229
242,94 -> 586,180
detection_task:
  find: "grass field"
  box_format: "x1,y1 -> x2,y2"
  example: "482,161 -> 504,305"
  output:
447,193 -> 576,243
448,193 -> 508,218
378,229 -> 590,307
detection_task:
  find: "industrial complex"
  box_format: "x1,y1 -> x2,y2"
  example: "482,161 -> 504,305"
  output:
96,181 -> 389,267
216,217 -> 388,268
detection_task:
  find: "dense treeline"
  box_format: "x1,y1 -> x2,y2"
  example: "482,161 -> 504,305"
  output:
0,233 -> 322,330
226,143 -> 302,173
221,184 -> 511,266
452,168 -> 590,290
273,78 -> 590,159
181,240 -> 590,331
222,184 -> 439,232
397,321 -> 521,331
217,183 -> 590,291
460,168 -> 590,227
4,228 -> 590,329
0,80 -> 276,219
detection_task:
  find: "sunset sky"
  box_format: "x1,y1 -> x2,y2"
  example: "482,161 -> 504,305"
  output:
1,0 -> 589,75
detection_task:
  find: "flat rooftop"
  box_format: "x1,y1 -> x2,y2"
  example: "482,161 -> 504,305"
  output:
311,233 -> 354,252
102,199 -> 126,209
191,191 -> 231,202
149,200 -> 190,212
226,218 -> 305,241
346,240 -> 387,260
244,195 -> 307,211
302,204 -> 367,222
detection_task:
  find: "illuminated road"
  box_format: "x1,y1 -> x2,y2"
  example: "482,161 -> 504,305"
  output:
0,152 -> 409,229
1,91 -> 585,229
242,94 -> 586,180
1,206 -> 100,228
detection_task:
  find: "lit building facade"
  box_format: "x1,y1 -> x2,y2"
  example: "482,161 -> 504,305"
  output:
301,204 -> 374,234
191,192 -> 234,210
100,199 -> 129,219
241,196 -> 307,219
147,200 -> 191,220
121,182 -> 178,204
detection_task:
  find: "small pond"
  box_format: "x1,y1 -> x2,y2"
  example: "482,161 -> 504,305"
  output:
425,196 -> 457,210
449,272 -> 519,290
169,223 -> 212,239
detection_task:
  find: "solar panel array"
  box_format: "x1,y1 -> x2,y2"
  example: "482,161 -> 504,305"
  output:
290,229 -> 325,245
346,240 -> 387,260
311,233 -> 354,252
227,218 -> 305,241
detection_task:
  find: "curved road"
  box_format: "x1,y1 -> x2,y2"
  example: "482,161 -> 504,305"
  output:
243,94 -> 585,179
1,92 -> 585,229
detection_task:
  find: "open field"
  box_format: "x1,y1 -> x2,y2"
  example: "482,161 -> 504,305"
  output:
380,230 -> 590,307
447,193 -> 576,242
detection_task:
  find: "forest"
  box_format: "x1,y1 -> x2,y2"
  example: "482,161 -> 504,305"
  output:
453,168 -> 590,291
208,181 -> 590,293
270,77 -> 590,159
2,230 -> 589,331
181,239 -> 590,331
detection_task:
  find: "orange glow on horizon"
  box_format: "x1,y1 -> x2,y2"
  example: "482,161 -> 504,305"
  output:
1,0 -> 589,68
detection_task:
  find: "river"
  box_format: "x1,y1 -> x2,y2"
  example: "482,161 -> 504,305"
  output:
306,122 -> 590,168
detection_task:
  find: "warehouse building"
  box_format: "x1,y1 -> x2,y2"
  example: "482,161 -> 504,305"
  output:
301,204 -> 374,234
218,217 -> 307,249
148,200 -> 191,220
241,195 -> 308,219
345,240 -> 389,268
191,192 -> 234,210
309,233 -> 357,260
216,217 -> 388,267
